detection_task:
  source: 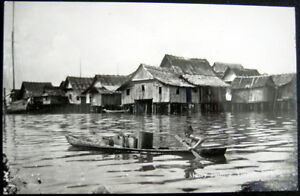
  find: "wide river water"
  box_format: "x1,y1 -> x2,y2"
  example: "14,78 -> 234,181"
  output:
2,111 -> 298,193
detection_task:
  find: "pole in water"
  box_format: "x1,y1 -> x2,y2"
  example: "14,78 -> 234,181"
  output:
11,1 -> 16,90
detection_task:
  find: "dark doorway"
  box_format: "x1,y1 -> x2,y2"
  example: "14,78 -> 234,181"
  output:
135,99 -> 153,114
186,88 -> 192,103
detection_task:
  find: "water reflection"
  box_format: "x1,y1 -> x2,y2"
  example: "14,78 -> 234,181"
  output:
2,111 -> 297,193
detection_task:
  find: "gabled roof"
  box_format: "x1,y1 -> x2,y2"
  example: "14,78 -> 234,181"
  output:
142,64 -> 195,87
160,54 -> 216,76
231,76 -> 274,89
271,73 -> 296,87
21,82 -> 53,97
228,68 -> 260,77
181,74 -> 229,87
64,76 -> 93,93
213,62 -> 244,73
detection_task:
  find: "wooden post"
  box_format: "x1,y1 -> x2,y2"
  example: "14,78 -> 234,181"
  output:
167,103 -> 171,114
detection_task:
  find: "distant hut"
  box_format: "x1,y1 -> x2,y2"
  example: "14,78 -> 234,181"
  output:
118,64 -> 195,114
62,76 -> 93,104
42,86 -> 68,105
212,62 -> 244,79
9,89 -> 21,102
271,73 -> 297,111
83,75 -> 128,110
160,54 -> 229,112
19,82 -> 53,105
231,76 -> 276,111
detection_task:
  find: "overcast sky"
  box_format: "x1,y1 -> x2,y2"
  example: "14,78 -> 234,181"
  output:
3,1 -> 296,90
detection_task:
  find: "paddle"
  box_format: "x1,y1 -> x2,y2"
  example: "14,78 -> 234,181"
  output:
174,134 -> 203,160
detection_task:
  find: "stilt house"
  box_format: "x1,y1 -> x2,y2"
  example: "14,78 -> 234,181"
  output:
42,86 -> 68,105
83,75 -> 128,109
160,54 -> 229,112
271,73 -> 297,111
118,64 -> 196,114
19,82 -> 53,105
62,76 -> 93,104
231,76 -> 276,111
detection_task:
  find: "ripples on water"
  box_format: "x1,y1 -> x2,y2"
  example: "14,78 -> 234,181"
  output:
2,111 -> 298,193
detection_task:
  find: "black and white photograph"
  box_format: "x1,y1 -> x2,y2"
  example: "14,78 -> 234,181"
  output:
2,1 -> 298,194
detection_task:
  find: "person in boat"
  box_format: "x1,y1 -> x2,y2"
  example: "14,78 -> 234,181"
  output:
184,125 -> 207,150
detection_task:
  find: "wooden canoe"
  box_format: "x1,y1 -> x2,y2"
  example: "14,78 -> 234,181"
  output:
65,134 -> 226,157
103,109 -> 129,113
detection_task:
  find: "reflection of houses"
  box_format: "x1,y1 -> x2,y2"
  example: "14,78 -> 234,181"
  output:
42,86 -> 68,105
231,76 -> 276,111
61,76 -> 93,104
160,54 -> 229,112
271,73 -> 297,111
83,75 -> 128,110
118,64 -> 196,114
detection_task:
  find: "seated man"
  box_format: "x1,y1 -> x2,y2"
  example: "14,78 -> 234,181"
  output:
184,125 -> 206,150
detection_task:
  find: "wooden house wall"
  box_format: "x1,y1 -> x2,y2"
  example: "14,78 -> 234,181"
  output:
42,96 -> 67,105
91,94 -> 102,106
277,82 -> 296,101
121,80 -> 200,105
102,94 -> 121,106
199,87 -> 224,103
121,80 -> 170,105
232,87 -> 274,103
66,91 -> 82,104
169,86 -> 185,103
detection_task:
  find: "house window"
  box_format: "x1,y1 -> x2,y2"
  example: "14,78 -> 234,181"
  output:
45,97 -> 48,101
193,88 -> 197,93
76,96 -> 80,101
68,94 -> 72,100
159,87 -> 162,94
176,88 -> 180,95
126,89 -> 130,96
142,85 -> 145,91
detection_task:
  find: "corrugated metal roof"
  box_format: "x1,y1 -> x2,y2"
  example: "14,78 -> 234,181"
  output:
231,76 -> 274,89
21,82 -> 53,97
160,54 -> 216,76
65,76 -> 93,92
182,74 -> 229,87
271,73 -> 296,87
143,64 -> 195,87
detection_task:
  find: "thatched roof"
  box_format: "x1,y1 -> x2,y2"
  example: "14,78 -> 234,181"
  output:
181,74 -> 230,87
21,82 -> 53,97
88,87 -> 120,95
228,68 -> 260,77
143,64 -> 195,87
93,75 -> 128,91
160,54 -> 216,76
231,76 -> 274,89
64,76 -> 93,93
271,73 -> 296,87
213,62 -> 244,73
43,86 -> 65,97
212,62 -> 244,78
